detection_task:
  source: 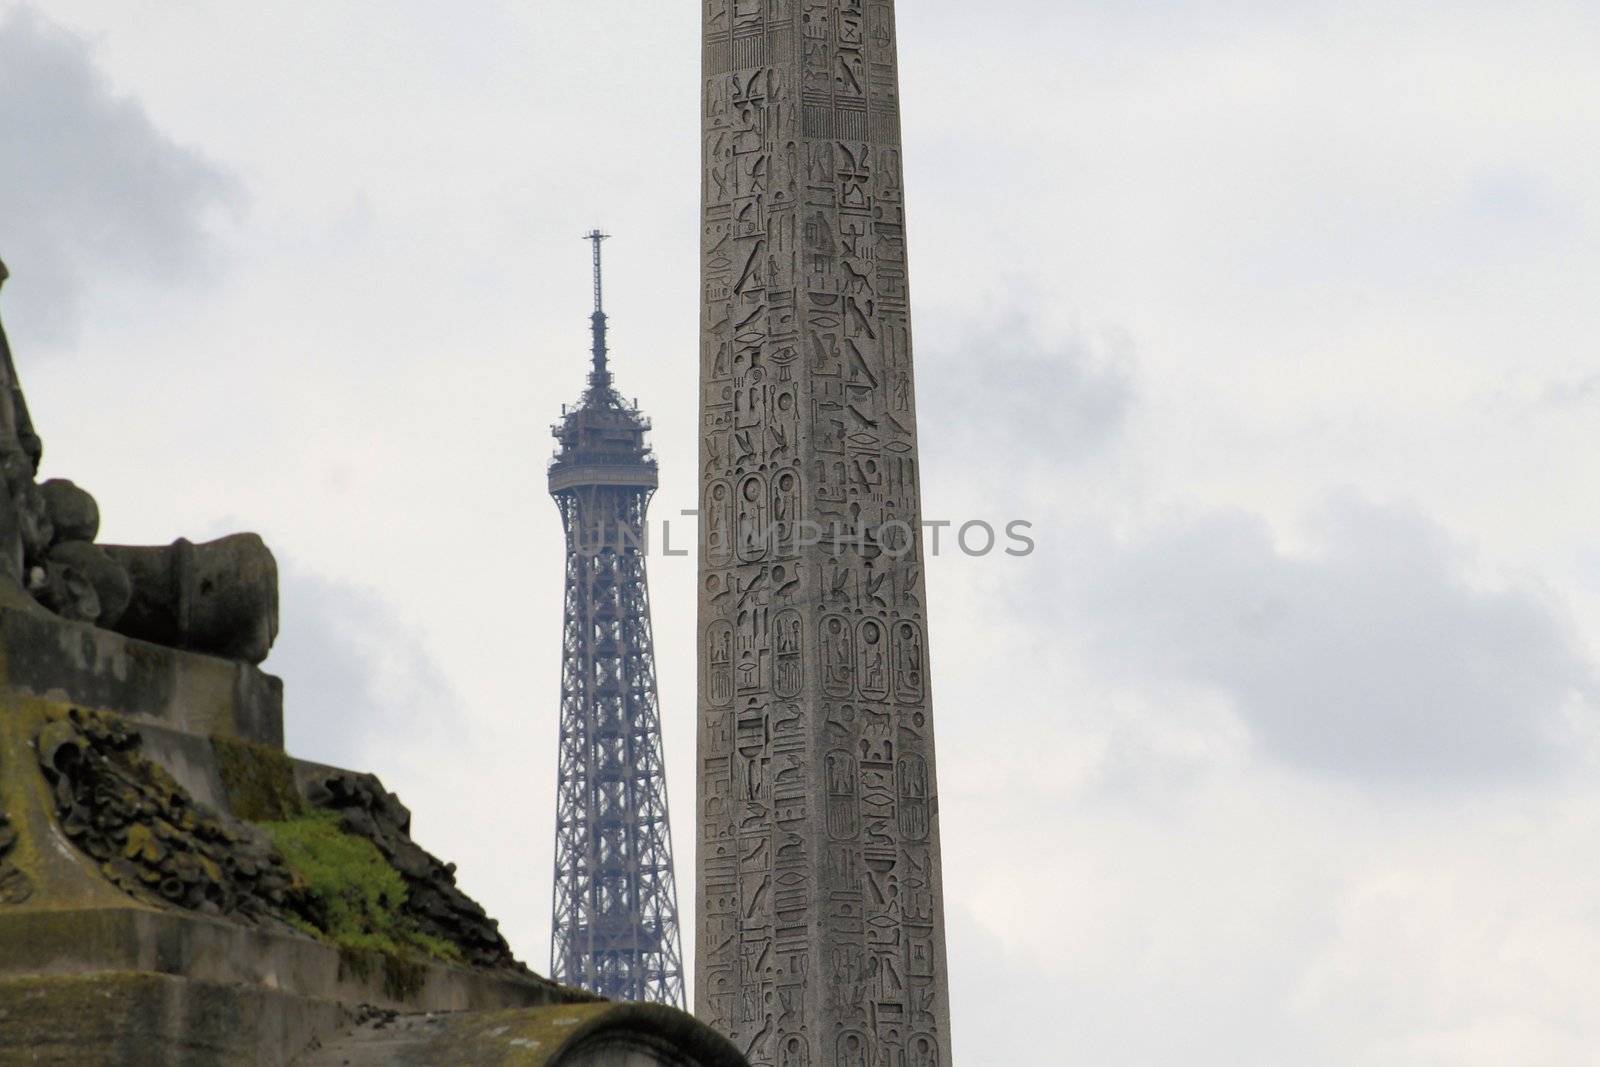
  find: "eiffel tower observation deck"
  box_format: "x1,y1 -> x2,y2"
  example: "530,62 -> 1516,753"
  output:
547,232 -> 686,1007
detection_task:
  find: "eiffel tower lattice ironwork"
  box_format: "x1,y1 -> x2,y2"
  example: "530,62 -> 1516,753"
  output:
547,231 -> 685,1007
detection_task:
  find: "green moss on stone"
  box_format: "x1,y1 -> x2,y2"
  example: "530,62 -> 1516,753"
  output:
382,951 -> 429,1001
212,735 -> 306,822
337,943 -> 435,1003
260,812 -> 461,968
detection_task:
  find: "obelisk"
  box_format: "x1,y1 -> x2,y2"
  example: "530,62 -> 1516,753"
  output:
698,4 -> 952,1066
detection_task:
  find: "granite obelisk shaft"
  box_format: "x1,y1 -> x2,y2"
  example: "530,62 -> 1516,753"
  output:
698,3 -> 951,1065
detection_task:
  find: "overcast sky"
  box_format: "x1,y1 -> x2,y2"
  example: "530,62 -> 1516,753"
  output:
3,3 -> 1599,1063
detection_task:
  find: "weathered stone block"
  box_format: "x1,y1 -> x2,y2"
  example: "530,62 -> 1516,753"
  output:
0,972 -> 344,1067
0,596 -> 283,747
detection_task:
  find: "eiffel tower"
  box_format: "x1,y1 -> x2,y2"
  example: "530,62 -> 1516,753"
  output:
547,232 -> 685,1007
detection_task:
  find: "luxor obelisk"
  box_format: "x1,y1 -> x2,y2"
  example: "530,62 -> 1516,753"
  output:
698,3 -> 952,1065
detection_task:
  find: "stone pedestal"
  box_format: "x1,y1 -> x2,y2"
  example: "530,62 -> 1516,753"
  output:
0,640 -> 573,1064
0,601 -> 743,1065
0,973 -> 344,1066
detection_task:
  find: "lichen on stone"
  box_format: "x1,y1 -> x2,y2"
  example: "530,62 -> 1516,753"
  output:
34,708 -> 296,922
0,810 -> 31,905
0,728 -> 26,906
212,734 -> 307,822
28,705 -> 523,1005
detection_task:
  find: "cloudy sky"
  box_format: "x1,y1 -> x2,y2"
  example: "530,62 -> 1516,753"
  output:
3,2 -> 1599,1063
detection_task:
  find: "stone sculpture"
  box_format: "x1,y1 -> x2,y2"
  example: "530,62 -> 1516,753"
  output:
36,708 -> 298,923
0,257 -> 277,664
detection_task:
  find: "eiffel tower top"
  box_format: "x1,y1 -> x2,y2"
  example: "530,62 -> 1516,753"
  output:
549,230 -> 657,494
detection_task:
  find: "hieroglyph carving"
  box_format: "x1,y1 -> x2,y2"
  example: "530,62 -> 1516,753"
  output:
698,3 -> 952,1064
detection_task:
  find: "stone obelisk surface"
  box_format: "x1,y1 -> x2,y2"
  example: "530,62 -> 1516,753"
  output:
698,4 -> 951,1066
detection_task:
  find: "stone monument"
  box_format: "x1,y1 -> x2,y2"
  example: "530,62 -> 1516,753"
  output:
698,4 -> 953,1065
0,257 -> 748,1066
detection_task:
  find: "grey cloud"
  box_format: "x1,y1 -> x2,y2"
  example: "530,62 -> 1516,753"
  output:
918,313 -> 1134,481
1061,496 -> 1594,788
0,6 -> 239,343
268,564 -> 454,772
